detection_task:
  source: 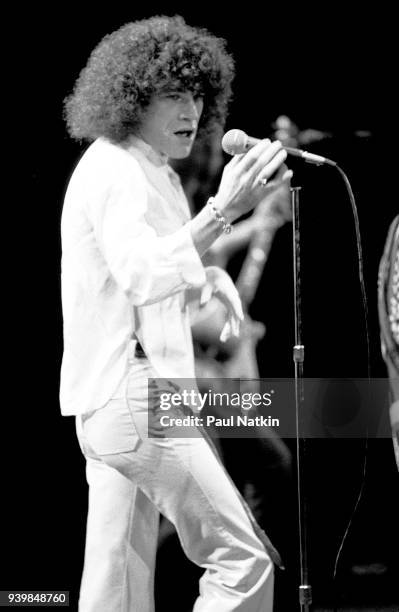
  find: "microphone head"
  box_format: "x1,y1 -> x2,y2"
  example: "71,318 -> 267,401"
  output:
221,129 -> 248,155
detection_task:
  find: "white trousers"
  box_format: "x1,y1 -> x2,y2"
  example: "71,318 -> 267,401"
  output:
76,360 -> 277,611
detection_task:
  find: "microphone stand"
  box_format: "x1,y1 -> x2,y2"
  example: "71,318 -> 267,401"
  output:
291,186 -> 312,611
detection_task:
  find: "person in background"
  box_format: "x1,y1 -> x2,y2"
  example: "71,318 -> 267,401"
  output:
378,215 -> 399,469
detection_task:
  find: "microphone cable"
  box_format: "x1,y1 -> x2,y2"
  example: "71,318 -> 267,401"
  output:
330,164 -> 371,612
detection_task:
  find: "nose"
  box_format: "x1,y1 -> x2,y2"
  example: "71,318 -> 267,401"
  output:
179,94 -> 202,121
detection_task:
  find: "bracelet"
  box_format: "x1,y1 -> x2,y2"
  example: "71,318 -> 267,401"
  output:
207,197 -> 233,234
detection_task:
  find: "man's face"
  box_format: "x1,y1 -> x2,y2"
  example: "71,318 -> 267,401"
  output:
136,90 -> 204,159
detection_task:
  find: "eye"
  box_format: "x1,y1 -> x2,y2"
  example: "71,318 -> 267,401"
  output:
166,93 -> 182,101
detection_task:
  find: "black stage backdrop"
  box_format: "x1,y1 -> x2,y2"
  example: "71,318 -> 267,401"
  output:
3,4 -> 398,610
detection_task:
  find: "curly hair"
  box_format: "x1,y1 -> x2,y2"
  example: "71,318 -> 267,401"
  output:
64,15 -> 235,143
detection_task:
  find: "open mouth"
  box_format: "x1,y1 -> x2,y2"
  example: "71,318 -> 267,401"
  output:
174,129 -> 194,138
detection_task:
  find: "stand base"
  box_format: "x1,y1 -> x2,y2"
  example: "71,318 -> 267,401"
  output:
299,583 -> 312,609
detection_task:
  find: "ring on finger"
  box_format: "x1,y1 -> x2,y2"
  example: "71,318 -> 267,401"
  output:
259,177 -> 268,186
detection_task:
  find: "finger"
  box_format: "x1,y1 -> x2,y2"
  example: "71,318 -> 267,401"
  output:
264,167 -> 293,188
245,140 -> 285,175
219,320 -> 231,343
282,168 -> 294,182
258,166 -> 293,190
223,285 -> 244,320
224,153 -> 246,170
268,163 -> 286,181
269,163 -> 290,182
219,316 -> 241,342
200,283 -> 213,306
231,153 -> 246,164
231,316 -> 241,337
237,139 -> 273,171
255,149 -> 288,184
213,276 -> 244,319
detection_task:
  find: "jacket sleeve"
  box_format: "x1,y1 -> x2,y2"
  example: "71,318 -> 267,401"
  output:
85,151 -> 206,306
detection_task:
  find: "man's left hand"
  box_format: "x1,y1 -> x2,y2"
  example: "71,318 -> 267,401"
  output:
200,266 -> 244,342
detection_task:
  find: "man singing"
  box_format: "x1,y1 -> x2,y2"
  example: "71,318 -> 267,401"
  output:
61,15 -> 292,611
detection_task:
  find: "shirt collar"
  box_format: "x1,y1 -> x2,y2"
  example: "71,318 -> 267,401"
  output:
124,135 -> 168,168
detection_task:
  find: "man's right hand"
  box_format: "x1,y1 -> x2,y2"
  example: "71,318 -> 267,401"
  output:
213,139 -> 290,223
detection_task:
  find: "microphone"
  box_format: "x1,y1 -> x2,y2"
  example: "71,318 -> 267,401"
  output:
222,129 -> 337,166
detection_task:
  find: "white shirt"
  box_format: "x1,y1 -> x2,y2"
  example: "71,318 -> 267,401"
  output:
60,137 -> 206,416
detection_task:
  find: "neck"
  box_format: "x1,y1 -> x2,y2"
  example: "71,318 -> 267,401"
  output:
126,134 -> 169,166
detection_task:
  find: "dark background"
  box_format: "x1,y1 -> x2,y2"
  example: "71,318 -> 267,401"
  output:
3,3 -> 398,610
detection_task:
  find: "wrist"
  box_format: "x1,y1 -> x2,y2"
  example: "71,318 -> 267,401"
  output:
206,197 -> 233,234
212,192 -> 239,224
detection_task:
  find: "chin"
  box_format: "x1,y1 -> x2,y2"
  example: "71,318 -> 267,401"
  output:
170,147 -> 193,160
176,151 -> 192,159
